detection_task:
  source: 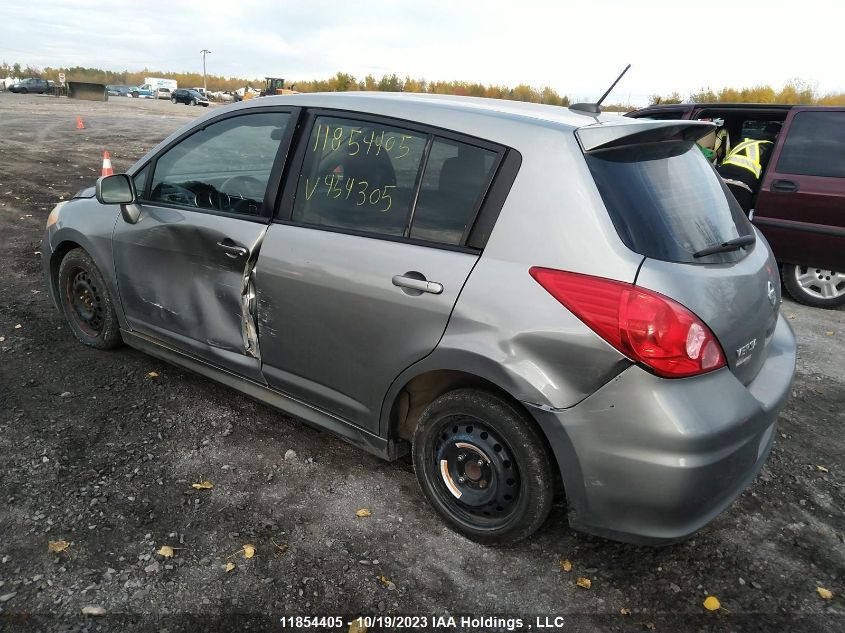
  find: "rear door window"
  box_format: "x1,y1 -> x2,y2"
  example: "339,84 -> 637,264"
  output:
585,141 -> 755,263
289,115 -> 505,246
776,111 -> 845,178
292,116 -> 427,236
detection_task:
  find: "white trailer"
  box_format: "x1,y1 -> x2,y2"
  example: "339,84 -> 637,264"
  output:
143,77 -> 177,91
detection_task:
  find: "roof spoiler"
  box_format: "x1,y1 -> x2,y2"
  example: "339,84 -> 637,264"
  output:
576,119 -> 715,153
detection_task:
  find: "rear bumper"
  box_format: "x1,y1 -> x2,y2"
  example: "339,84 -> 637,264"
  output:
530,312 -> 796,545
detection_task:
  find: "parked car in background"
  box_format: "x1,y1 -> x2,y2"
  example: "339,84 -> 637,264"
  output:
627,103 -> 845,308
42,93 -> 796,546
171,88 -> 209,107
156,87 -> 172,100
106,85 -> 131,97
7,77 -> 51,94
209,90 -> 236,102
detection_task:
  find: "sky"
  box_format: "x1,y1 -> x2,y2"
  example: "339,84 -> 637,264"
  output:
2,0 -> 842,106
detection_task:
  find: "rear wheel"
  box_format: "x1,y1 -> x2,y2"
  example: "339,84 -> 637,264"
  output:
782,264 -> 845,308
412,389 -> 554,545
58,249 -> 122,349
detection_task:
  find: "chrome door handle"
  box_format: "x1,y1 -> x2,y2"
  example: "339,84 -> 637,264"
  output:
392,274 -> 443,295
217,241 -> 248,258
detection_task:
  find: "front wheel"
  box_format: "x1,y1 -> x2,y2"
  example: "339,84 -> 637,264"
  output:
58,249 -> 123,349
190,99 -> 197,106
170,97 -> 176,104
782,264 -> 845,308
412,389 -> 554,545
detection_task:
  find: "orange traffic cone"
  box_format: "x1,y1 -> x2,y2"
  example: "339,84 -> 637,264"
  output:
101,151 -> 114,177
76,116 -> 85,129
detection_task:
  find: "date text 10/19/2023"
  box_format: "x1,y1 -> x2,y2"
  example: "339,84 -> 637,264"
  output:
279,615 -> 580,630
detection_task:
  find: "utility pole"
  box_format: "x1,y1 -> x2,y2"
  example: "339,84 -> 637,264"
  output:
200,49 -> 211,94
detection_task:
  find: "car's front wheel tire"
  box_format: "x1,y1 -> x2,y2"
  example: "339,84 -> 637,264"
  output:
170,97 -> 176,104
58,249 -> 123,349
412,389 -> 554,546
782,263 -> 845,308
190,99 -> 197,106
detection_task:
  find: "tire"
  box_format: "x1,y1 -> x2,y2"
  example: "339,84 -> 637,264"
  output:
171,97 -> 177,104
132,92 -> 139,98
412,389 -> 554,545
190,99 -> 197,106
782,263 -> 845,308
57,249 -> 123,349
20,88 -> 28,94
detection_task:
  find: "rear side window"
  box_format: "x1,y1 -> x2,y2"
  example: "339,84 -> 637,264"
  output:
777,111 -> 845,178
290,116 -> 501,245
292,116 -> 427,236
410,139 -> 497,245
586,141 -> 754,263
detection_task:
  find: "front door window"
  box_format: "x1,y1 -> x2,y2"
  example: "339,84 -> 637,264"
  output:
147,112 -> 291,216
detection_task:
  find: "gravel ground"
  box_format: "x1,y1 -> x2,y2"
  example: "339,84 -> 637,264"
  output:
0,92 -> 843,633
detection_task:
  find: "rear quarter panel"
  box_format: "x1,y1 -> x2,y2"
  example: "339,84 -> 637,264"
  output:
380,123 -> 642,427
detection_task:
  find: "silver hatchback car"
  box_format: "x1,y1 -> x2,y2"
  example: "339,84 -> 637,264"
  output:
42,93 -> 796,545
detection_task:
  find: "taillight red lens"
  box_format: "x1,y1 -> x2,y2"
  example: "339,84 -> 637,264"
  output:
529,267 -> 726,378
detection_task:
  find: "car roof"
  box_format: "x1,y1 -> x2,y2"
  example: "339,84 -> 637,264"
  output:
241,92 -> 620,131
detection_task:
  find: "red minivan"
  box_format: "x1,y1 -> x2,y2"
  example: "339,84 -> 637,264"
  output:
627,103 -> 845,308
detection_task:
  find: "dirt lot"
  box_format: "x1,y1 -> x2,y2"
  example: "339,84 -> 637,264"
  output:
0,92 -> 842,632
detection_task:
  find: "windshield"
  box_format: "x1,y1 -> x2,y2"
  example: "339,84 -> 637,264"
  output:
586,141 -> 754,264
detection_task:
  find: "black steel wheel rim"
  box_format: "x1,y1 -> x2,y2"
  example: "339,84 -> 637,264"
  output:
65,268 -> 104,336
431,416 -> 522,529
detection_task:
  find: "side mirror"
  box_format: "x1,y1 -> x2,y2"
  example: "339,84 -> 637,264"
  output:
96,174 -> 135,205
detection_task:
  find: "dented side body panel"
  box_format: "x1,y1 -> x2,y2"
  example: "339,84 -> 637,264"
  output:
111,205 -> 269,382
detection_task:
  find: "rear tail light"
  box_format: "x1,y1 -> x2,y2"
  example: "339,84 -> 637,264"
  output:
529,267 -> 726,378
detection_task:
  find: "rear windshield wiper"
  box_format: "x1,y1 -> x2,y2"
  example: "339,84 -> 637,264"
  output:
693,234 -> 756,258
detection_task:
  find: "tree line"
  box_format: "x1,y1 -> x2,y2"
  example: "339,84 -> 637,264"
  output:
3,61 -> 843,107
0,62 -> 573,106
650,79 -> 845,106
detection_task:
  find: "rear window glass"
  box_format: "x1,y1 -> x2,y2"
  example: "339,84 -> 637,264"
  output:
777,111 -> 845,178
585,141 -> 754,263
